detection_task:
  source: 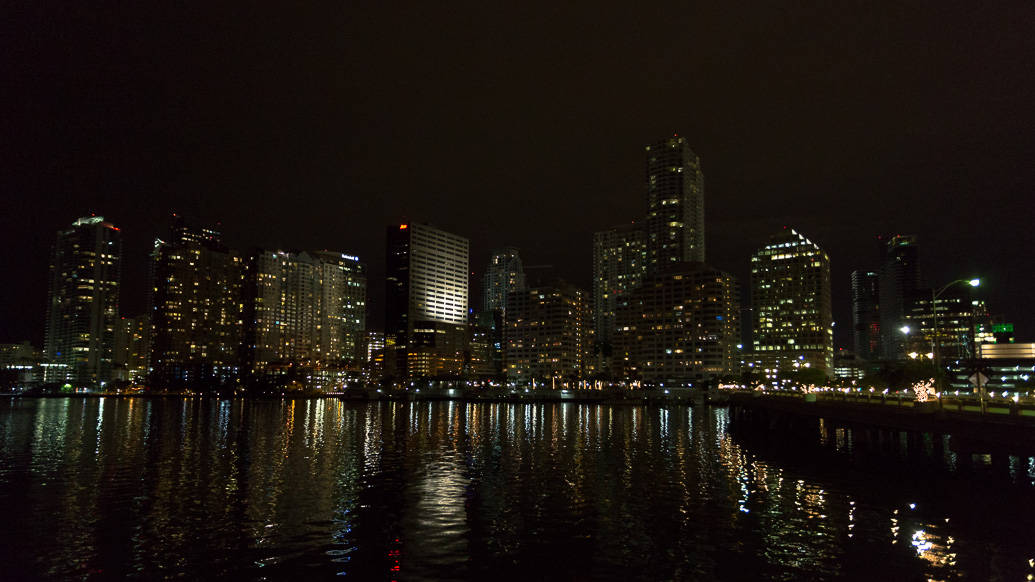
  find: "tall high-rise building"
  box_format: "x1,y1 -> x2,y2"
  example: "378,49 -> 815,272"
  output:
311,250 -> 368,367
244,250 -> 320,372
645,136 -> 705,270
750,228 -> 833,375
878,234 -> 920,360
592,223 -> 647,347
385,223 -> 469,378
150,218 -> 243,390
44,216 -> 122,385
476,248 -> 523,379
850,270 -> 881,362
242,249 -> 366,387
504,280 -> 589,382
613,263 -> 740,384
482,247 -> 526,315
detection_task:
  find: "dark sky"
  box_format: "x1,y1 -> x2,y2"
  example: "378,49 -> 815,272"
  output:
2,1 -> 1033,348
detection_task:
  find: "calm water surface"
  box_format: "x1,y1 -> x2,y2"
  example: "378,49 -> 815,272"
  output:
1,397 -> 1033,581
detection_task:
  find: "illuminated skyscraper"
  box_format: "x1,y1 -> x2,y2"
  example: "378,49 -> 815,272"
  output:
612,263 -> 740,383
903,290 -> 988,362
592,223 -> 647,347
242,249 -> 366,388
385,223 -> 469,378
244,251 -> 319,372
312,251 -> 367,367
150,217 -> 242,390
44,216 -> 121,385
645,136 -> 705,270
504,280 -> 589,382
750,228 -> 833,375
482,247 -> 526,315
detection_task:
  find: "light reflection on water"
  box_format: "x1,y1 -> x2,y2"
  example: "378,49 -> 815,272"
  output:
0,397 -> 1033,581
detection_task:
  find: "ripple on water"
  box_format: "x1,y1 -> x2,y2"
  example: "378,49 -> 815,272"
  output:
0,398 -> 1033,581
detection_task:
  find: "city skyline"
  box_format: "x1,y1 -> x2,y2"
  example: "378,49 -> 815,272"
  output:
3,4 -> 1034,580
2,2 -> 1032,348
9,193 -> 1029,353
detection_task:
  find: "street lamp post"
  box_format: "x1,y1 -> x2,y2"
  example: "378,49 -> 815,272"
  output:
930,278 -> 980,390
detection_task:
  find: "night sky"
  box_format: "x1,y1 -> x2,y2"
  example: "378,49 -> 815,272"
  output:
3,2 -> 1033,347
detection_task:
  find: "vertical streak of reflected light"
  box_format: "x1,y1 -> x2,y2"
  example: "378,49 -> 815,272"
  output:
95,398 -> 105,456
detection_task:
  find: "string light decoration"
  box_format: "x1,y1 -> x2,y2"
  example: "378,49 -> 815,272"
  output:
912,379 -> 936,402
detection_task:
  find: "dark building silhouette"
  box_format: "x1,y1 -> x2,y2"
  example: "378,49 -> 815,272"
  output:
850,270 -> 881,362
470,309 -> 504,378
878,234 -> 921,360
112,315 -> 149,383
482,247 -> 526,315
478,247 -> 525,377
465,317 -> 498,378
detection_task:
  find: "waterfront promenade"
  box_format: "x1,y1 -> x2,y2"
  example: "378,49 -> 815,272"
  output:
722,388 -> 1035,455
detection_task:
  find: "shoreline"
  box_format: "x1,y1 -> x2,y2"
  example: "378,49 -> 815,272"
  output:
1,389 -> 721,406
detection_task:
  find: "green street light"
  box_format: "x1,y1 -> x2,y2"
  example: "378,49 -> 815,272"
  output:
968,278 -> 981,287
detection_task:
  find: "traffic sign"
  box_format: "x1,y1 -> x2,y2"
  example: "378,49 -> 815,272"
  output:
968,372 -> 989,387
